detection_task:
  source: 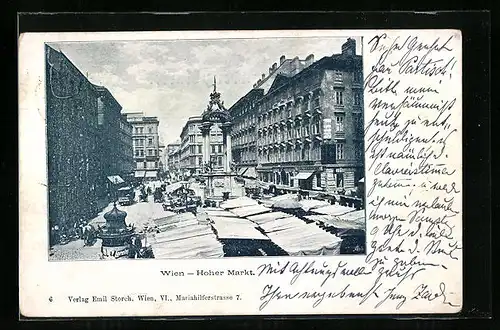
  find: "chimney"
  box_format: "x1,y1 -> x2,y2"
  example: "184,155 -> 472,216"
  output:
269,67 -> 273,74
262,73 -> 266,79
341,38 -> 356,56
280,55 -> 286,64
272,62 -> 277,70
305,54 -> 314,66
257,79 -> 262,84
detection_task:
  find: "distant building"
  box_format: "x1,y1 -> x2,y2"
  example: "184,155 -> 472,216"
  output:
166,141 -> 181,180
229,38 -> 364,193
126,112 -> 161,181
179,115 -> 225,176
119,114 -> 134,177
158,142 -> 166,175
45,44 -> 105,237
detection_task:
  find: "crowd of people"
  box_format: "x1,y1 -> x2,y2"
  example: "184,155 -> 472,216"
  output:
49,218 -> 98,247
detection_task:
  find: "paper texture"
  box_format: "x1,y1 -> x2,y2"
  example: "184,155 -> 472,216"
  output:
19,29 -> 462,317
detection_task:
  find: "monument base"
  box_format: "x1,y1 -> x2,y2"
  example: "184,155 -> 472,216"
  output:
100,245 -> 129,259
200,172 -> 244,203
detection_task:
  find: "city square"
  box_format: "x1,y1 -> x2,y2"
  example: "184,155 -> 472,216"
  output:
46,37 -> 366,260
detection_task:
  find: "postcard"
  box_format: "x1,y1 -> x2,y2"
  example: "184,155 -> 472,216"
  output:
19,29 -> 462,317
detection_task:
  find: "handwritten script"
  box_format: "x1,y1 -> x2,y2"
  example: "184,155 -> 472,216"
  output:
255,32 -> 462,313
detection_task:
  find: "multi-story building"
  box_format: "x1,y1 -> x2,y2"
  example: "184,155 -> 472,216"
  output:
126,112 -> 161,181
166,141 -> 181,181
95,85 -> 134,183
166,141 -> 180,171
118,114 -> 134,177
179,115 -> 225,176
229,38 -> 364,193
46,44 -> 105,238
158,142 -> 166,177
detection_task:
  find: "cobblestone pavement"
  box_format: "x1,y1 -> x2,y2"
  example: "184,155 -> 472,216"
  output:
49,196 -> 173,261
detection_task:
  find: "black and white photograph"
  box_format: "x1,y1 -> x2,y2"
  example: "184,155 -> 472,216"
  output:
20,25 -> 466,317
45,36 -> 365,261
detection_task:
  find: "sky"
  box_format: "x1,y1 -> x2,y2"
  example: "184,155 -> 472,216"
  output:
49,37 -> 361,145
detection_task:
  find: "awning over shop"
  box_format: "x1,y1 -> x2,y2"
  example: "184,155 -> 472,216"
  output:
165,182 -> 183,194
145,171 -> 157,178
204,208 -> 237,218
237,167 -> 249,176
312,204 -> 357,216
246,211 -> 291,225
305,210 -> 365,231
220,196 -> 258,209
293,171 -> 314,180
107,175 -> 125,184
244,167 -> 257,179
134,171 -> 146,178
299,199 -> 331,212
259,216 -> 343,256
211,221 -> 270,241
230,204 -> 271,218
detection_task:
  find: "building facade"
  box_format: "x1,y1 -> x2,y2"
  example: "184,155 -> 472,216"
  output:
118,114 -> 134,177
46,45 -> 105,237
229,38 -> 364,193
166,141 -> 181,181
126,113 -> 161,181
179,115 -> 225,176
95,85 -> 134,182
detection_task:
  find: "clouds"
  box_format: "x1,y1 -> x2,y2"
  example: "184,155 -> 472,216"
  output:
52,36 -> 362,145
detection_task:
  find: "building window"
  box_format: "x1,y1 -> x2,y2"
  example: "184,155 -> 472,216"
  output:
148,127 -> 153,133
313,119 -> 321,135
313,97 -> 320,109
218,145 -> 222,153
353,113 -> 363,136
197,145 -> 202,154
316,173 -> 322,188
336,172 -> 344,188
198,156 -> 203,165
136,162 -> 144,169
155,161 -> 158,168
335,115 -> 345,132
354,92 -> 362,106
335,72 -> 343,83
189,135 -> 195,143
148,137 -> 153,146
335,91 -> 343,105
336,143 -> 345,160
354,72 -> 362,83
217,156 -> 223,166
355,142 -> 364,160
148,149 -> 154,156
211,145 -> 216,154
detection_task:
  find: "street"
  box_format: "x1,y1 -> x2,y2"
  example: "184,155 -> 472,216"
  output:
49,186 -> 179,261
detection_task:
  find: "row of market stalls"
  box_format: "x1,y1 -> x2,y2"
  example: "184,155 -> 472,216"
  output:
148,194 -> 365,258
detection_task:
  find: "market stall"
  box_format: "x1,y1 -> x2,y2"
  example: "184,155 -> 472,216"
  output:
229,204 -> 271,218
219,196 -> 258,209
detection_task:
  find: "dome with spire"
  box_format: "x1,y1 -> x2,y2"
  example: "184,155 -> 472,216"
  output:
202,76 -> 231,123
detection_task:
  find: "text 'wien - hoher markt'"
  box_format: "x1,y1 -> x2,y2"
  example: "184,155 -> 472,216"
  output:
45,37 -> 365,261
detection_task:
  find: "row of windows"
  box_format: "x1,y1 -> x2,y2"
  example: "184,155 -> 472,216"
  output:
136,161 -> 158,169
134,137 -> 156,147
182,156 -> 224,167
134,148 -> 158,157
185,144 -> 224,154
133,125 -> 156,135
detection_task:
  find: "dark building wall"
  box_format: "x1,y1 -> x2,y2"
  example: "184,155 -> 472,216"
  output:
46,45 -> 104,234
